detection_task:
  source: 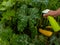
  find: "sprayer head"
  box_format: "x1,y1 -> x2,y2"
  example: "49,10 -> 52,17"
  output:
42,9 -> 50,14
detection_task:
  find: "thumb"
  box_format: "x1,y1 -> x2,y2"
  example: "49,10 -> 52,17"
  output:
43,14 -> 48,17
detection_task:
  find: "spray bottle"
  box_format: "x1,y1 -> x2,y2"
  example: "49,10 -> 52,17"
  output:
42,9 -> 60,32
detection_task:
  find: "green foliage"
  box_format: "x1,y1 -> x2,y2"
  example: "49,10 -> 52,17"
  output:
0,0 -> 60,45
2,9 -> 15,21
0,39 -> 10,45
17,15 -> 28,32
0,27 -> 12,40
10,34 -> 31,45
17,5 -> 28,32
0,0 -> 16,11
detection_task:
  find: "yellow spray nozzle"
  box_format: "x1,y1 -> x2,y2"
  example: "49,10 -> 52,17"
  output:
39,29 -> 53,37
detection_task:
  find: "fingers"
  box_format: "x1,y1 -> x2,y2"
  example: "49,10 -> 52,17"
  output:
43,11 -> 52,17
43,10 -> 57,17
43,14 -> 48,18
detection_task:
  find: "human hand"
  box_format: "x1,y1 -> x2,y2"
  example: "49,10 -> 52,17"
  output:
43,10 -> 58,17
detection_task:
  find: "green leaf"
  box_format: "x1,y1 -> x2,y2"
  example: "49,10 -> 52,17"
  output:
0,27 -> 13,40
2,9 -> 15,21
1,0 -> 16,7
17,15 -> 28,32
10,34 -> 30,45
0,7 -> 6,11
29,19 -> 38,39
0,38 -> 10,45
17,4 -> 28,15
28,8 -> 39,15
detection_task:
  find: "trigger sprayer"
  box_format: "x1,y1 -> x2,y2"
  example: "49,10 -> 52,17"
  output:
42,9 -> 60,32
